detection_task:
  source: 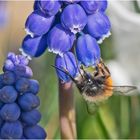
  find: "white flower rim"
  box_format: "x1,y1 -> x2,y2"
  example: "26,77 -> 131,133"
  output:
19,48 -> 32,60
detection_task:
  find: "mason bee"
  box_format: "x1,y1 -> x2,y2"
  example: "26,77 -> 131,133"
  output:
53,60 -> 137,114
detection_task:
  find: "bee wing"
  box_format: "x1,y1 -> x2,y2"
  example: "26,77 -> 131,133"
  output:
104,85 -> 138,96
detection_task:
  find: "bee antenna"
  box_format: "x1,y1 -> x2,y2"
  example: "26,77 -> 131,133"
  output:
51,65 -> 77,83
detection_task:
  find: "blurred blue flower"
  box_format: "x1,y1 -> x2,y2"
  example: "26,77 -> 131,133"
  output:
76,34 -> 101,67
55,52 -> 79,82
21,34 -> 48,58
25,10 -> 54,37
47,24 -> 75,56
61,4 -> 87,34
0,52 -> 46,139
34,0 -> 61,16
86,12 -> 111,44
0,1 -> 8,27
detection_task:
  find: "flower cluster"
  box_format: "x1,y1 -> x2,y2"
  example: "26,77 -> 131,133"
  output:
20,0 -> 111,83
0,52 -> 46,139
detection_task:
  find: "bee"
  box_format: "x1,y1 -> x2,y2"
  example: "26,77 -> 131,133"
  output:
52,60 -> 137,114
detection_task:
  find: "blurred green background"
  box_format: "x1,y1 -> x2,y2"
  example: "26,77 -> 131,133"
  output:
0,1 -> 140,139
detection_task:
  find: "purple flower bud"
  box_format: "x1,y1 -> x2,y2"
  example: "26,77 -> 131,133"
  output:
29,79 -> 39,95
63,0 -> 80,4
15,78 -> 30,93
21,34 -> 48,57
0,103 -> 21,121
55,52 -> 79,82
14,65 -> 33,78
35,1 -> 61,16
3,53 -> 29,72
21,109 -> 41,126
25,10 -> 54,37
0,86 -> 18,103
24,125 -> 46,139
2,71 -> 16,85
86,12 -> 111,44
18,93 -> 40,111
80,0 -> 108,14
7,52 -> 16,62
16,55 -> 29,66
96,0 -> 108,12
61,4 -> 87,34
3,59 -> 15,72
76,34 -> 100,67
47,24 -> 75,56
0,121 -> 23,139
80,1 -> 98,14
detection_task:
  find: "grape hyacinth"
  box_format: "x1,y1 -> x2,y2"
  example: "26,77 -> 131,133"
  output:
20,0 -> 111,83
0,52 -> 46,139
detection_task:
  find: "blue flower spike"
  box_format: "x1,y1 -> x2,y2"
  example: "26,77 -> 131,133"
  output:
55,52 -> 79,82
0,52 -> 46,139
21,34 -> 48,58
86,12 -> 111,44
34,0 -> 61,17
61,4 -> 87,34
76,34 -> 101,67
25,10 -> 54,37
47,24 -> 75,56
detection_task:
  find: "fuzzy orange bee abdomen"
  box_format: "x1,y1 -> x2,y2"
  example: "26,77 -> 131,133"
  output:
104,76 -> 113,97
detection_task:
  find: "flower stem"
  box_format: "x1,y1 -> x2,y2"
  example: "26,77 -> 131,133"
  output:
59,80 -> 77,139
